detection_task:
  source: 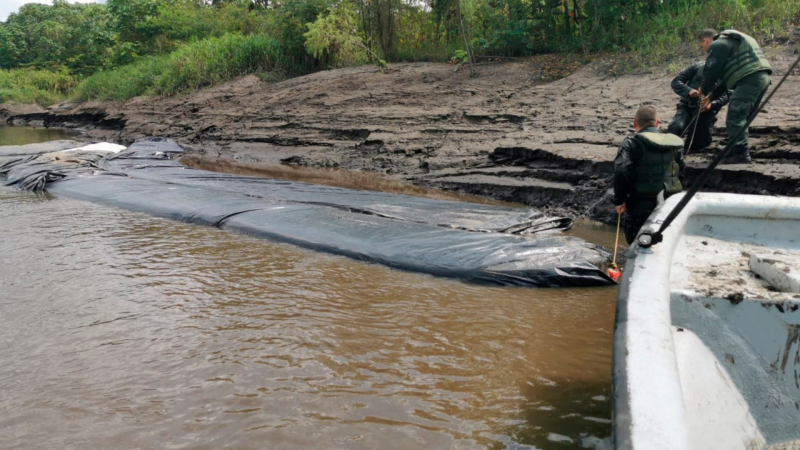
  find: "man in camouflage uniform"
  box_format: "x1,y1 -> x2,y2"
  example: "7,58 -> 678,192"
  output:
698,29 -> 772,164
614,106 -> 685,244
667,61 -> 732,154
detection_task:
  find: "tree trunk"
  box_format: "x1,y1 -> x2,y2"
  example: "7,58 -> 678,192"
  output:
563,0 -> 571,35
456,0 -> 475,77
464,1 -> 475,60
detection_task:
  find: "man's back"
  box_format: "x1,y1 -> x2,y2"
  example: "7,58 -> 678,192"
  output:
702,29 -> 772,92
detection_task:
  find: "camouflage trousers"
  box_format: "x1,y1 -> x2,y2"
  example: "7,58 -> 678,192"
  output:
727,71 -> 771,157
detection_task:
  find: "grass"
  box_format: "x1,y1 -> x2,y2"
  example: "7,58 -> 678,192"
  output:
75,57 -> 169,102
0,69 -> 78,106
76,34 -> 294,101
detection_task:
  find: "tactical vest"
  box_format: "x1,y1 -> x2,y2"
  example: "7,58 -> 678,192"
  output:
632,132 -> 683,198
716,30 -> 772,88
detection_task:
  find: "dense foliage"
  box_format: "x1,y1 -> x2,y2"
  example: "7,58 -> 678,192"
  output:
0,0 -> 797,104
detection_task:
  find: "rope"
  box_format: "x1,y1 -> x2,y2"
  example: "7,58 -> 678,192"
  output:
680,111 -> 700,138
685,107 -> 702,155
611,211 -> 621,269
640,54 -> 800,248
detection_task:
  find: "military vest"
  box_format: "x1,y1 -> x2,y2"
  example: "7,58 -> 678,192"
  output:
716,29 -> 772,88
632,132 -> 683,198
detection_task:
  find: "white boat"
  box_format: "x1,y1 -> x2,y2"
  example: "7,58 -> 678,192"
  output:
613,192 -> 800,450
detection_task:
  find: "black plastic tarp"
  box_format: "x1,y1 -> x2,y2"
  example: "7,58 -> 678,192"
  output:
102,138 -> 572,234
0,140 -> 613,287
0,140 -> 80,159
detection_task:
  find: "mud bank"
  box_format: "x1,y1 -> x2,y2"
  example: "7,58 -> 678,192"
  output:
5,52 -> 800,223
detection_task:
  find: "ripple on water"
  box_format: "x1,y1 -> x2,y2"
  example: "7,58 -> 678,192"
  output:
0,189 -> 616,450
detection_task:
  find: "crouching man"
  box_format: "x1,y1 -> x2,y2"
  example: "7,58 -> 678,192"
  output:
614,106 -> 685,244
667,61 -> 732,154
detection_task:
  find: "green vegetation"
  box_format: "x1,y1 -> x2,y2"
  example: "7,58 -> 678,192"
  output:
0,69 -> 77,105
0,0 -> 797,105
304,2 -> 368,68
76,34 -> 288,100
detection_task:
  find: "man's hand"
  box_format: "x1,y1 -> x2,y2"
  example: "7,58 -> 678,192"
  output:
700,95 -> 711,112
688,89 -> 701,98
615,203 -> 627,214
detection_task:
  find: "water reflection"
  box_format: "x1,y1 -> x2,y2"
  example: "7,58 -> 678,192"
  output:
0,125 -> 78,146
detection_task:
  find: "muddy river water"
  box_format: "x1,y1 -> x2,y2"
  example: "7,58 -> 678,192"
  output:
0,127 -> 619,450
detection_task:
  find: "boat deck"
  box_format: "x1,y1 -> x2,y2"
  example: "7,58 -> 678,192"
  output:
669,209 -> 800,450
672,233 -> 800,303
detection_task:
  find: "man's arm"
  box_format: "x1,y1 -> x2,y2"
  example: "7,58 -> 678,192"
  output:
710,85 -> 733,111
613,138 -> 639,206
671,63 -> 699,98
701,40 -> 731,94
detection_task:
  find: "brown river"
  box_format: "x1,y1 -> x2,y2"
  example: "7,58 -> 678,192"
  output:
0,126 -> 618,450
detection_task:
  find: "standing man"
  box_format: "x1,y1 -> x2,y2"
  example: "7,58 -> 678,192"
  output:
697,29 -> 772,164
614,106 -> 685,244
667,61 -> 732,154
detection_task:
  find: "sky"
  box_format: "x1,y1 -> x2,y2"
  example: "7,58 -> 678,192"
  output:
1,1 -> 103,22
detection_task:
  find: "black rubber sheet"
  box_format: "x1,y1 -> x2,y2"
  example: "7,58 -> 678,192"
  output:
102,139 -> 572,234
1,139 -> 613,287
0,140 -> 81,159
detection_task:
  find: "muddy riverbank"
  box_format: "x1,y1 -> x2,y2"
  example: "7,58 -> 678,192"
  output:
5,52 -> 800,223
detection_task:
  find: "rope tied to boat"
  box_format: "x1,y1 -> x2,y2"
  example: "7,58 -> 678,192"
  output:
608,212 -> 623,282
637,53 -> 800,248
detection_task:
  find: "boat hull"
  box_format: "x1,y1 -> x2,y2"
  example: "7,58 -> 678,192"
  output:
613,193 -> 800,450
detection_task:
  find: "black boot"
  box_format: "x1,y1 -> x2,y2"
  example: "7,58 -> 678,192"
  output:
720,150 -> 752,165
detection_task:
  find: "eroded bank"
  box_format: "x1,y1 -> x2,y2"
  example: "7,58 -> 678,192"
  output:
5,53 -> 800,224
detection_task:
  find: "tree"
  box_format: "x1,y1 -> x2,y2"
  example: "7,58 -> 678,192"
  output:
305,1 -> 377,68
107,0 -> 160,43
0,1 -> 114,73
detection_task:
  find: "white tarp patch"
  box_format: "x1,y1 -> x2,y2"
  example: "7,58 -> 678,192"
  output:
59,142 -> 127,154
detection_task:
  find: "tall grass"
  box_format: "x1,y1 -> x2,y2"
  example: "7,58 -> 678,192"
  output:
75,57 -> 170,102
0,69 -> 78,105
76,34 -> 292,101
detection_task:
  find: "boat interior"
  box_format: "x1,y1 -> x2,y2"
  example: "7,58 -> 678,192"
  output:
669,210 -> 800,450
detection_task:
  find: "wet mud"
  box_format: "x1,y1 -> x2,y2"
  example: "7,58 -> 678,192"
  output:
5,51 -> 800,224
